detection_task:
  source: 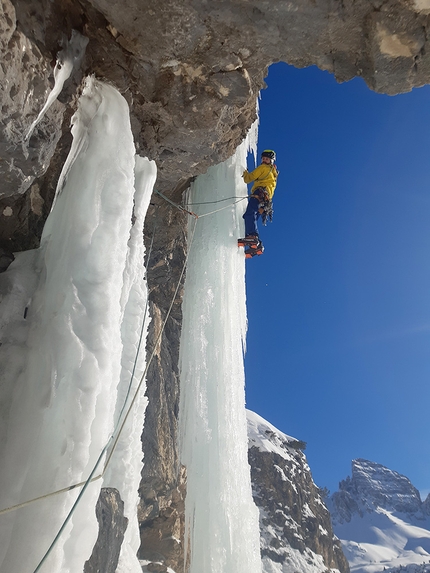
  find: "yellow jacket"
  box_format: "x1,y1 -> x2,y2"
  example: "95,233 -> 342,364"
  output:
242,164 -> 278,199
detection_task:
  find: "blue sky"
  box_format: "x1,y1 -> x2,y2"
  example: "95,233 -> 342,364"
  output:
244,62 -> 430,497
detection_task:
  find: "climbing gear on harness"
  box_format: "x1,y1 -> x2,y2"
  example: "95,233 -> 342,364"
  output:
261,199 -> 273,225
251,187 -> 269,203
252,186 -> 274,225
261,149 -> 276,162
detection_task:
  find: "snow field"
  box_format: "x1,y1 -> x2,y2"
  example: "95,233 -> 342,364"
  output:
336,509 -> 430,573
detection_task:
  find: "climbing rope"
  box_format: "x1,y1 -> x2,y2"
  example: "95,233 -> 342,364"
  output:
155,188 -> 248,218
33,441 -> 112,573
103,217 -> 198,474
184,196 -> 245,205
196,197 -> 247,218
154,189 -> 198,218
111,214 -> 157,442
0,186 -> 230,520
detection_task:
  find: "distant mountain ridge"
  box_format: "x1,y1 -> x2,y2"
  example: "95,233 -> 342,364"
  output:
332,459 -> 427,520
329,459 -> 430,573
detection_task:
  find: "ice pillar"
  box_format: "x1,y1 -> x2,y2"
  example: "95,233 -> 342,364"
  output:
0,77 -> 154,573
179,138 -> 262,573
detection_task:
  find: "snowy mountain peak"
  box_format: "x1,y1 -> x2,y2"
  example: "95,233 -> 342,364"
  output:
335,459 -> 422,516
329,460 -> 430,573
247,410 -> 307,460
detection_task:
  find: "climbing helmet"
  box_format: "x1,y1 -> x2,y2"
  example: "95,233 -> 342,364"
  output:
261,149 -> 276,162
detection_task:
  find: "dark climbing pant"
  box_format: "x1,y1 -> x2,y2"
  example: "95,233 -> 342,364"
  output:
243,196 -> 261,237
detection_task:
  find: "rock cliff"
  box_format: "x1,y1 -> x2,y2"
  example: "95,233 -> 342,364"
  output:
247,411 -> 349,573
2,0 -> 430,570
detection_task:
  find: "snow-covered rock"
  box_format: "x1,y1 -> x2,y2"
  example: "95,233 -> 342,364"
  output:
385,563 -> 430,573
332,459 -> 422,519
329,459 -> 430,573
247,410 -> 349,573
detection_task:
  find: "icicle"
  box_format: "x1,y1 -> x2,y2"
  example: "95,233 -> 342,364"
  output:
25,30 -> 88,142
102,155 -> 156,573
248,101 -> 260,168
179,133 -> 262,573
41,74 -> 103,227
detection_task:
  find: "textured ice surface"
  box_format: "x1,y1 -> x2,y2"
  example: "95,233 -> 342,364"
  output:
179,131 -> 262,573
0,77 -> 153,573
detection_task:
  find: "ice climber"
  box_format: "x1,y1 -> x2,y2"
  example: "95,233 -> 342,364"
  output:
238,149 -> 278,258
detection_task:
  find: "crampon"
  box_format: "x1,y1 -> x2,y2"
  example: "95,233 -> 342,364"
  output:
237,236 -> 264,258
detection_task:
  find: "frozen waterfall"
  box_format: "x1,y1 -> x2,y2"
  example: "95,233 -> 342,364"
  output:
0,71 -> 263,573
179,137 -> 262,573
0,77 -> 154,573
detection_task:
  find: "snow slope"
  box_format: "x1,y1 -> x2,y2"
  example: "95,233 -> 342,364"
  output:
248,409 -> 306,460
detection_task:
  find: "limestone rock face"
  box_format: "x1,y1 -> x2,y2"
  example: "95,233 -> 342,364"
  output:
84,488 -> 128,573
247,411 -> 349,573
0,0 -> 65,201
